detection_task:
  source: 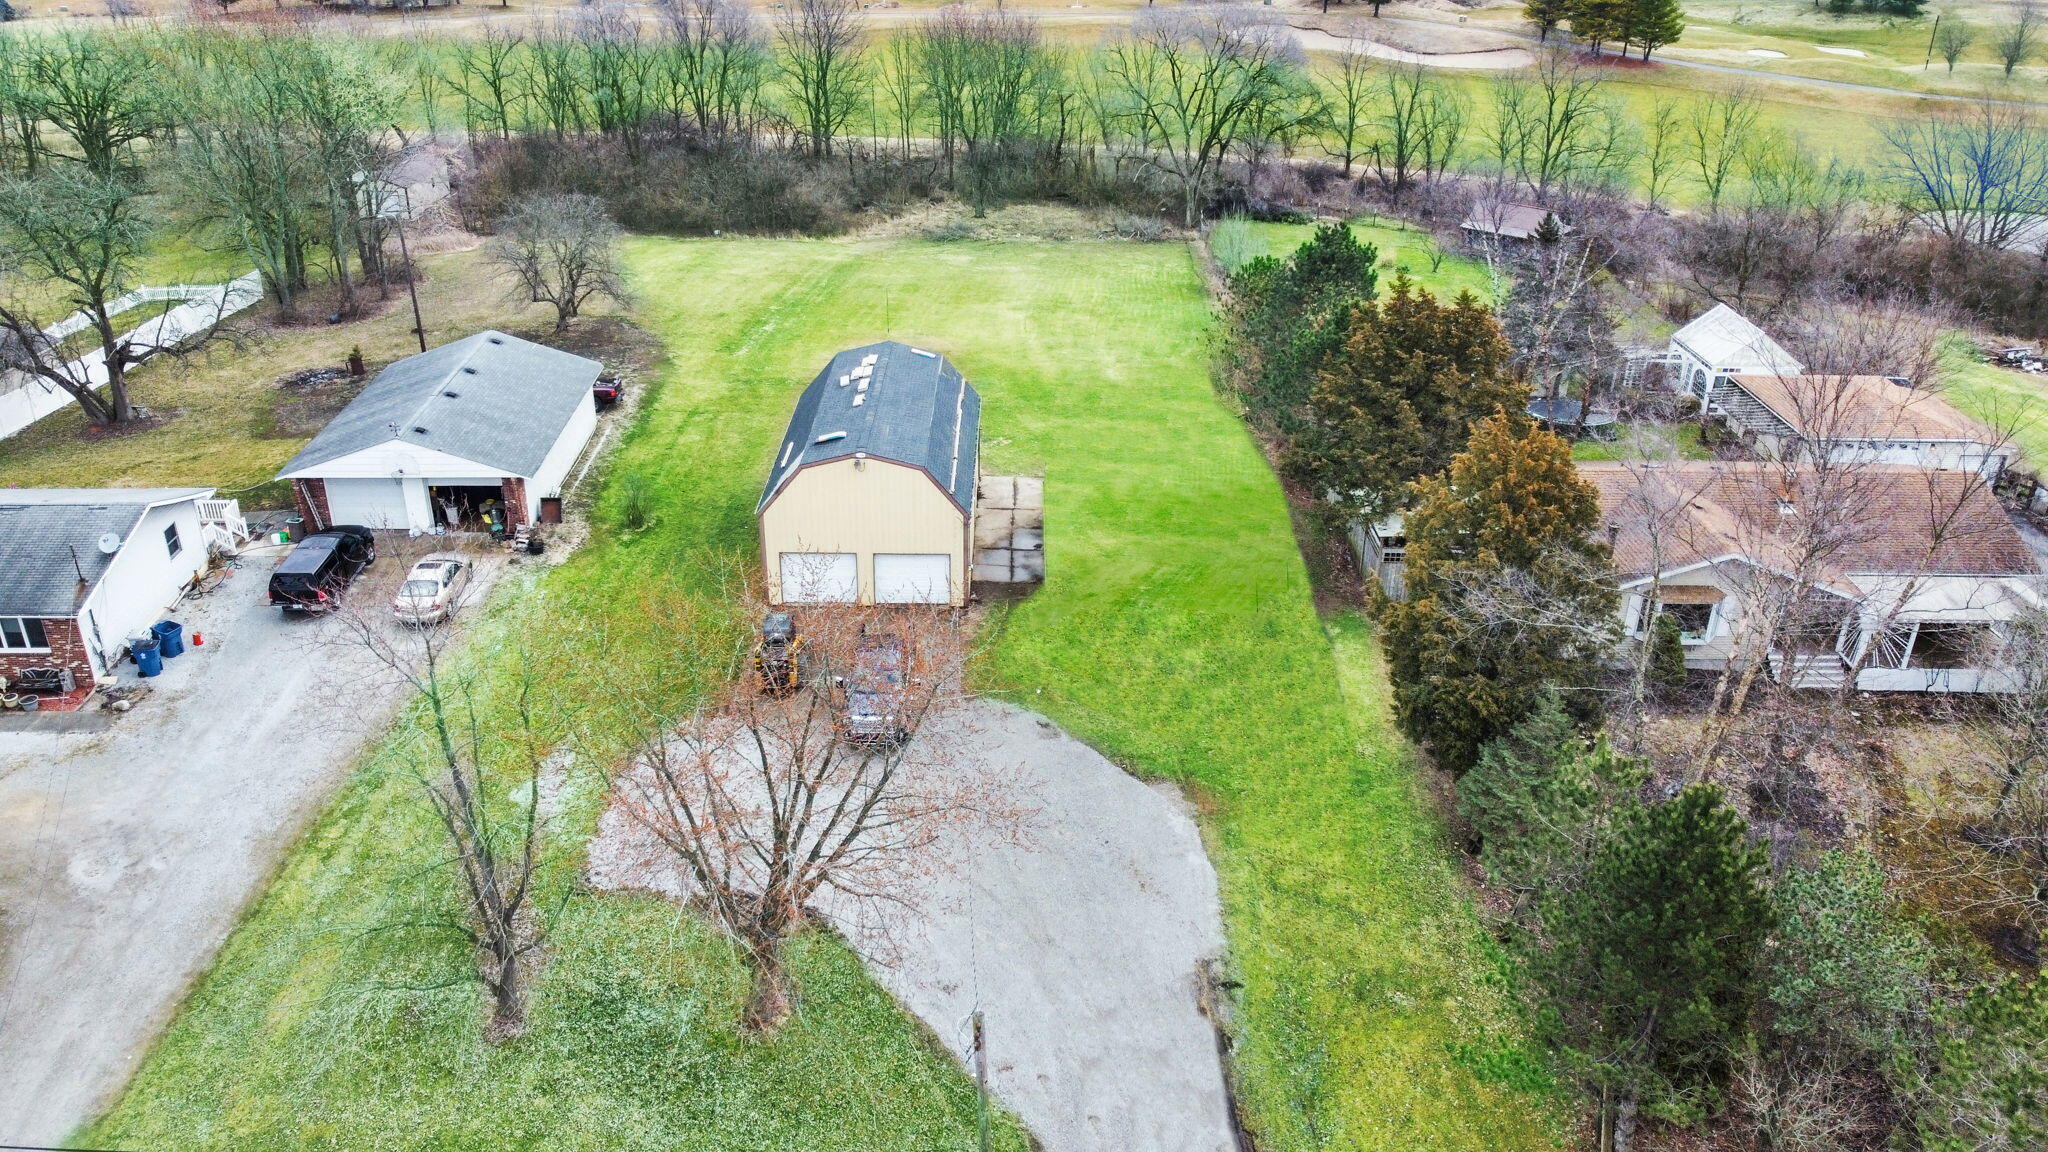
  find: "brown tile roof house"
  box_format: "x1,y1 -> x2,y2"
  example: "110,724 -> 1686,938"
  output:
1579,461 -> 2037,590
1579,461 -> 2043,692
1718,374 -> 2002,444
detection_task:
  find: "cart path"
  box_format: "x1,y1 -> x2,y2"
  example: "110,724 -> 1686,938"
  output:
588,698 -> 1238,1152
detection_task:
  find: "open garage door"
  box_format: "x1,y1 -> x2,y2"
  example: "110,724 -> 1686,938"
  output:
323,478 -> 412,530
874,553 -> 951,604
780,552 -> 858,603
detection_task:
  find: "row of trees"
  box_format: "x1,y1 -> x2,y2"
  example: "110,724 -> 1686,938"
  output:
1523,0 -> 1686,61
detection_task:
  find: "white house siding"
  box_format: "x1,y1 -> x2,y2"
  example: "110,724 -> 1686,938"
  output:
525,392 -> 598,519
77,500 -> 210,679
1619,564 -> 1761,670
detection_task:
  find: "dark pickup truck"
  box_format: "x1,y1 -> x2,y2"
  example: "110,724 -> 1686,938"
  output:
267,525 -> 376,613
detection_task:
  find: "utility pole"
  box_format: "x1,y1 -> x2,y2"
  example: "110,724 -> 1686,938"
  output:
1925,13 -> 1942,72
395,186 -> 428,354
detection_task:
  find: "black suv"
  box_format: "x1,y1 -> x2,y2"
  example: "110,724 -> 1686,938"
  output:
268,525 -> 376,613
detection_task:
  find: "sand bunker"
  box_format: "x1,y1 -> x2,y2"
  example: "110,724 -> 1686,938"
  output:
1748,48 -> 1790,58
1815,45 -> 1867,57
1294,26 -> 1535,70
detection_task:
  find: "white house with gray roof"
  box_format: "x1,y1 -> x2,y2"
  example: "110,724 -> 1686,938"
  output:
759,342 -> 980,606
0,488 -> 225,686
277,331 -> 601,535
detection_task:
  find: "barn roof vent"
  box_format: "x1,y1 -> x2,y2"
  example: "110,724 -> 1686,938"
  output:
814,430 -> 847,444
413,425 -> 431,435
838,374 -> 851,387
852,394 -> 867,407
486,336 -> 505,345
461,366 -> 479,375
443,390 -> 461,399
910,347 -> 937,358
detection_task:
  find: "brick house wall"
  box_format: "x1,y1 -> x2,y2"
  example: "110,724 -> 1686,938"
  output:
292,478 -> 331,533
500,477 -> 529,530
0,617 -> 93,688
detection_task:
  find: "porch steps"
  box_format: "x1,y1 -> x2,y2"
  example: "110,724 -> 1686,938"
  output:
1773,651 -> 1849,689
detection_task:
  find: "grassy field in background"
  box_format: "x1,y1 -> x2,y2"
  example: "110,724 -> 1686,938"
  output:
1939,336 -> 2048,466
1211,214 -> 1499,301
83,232 -> 1560,1150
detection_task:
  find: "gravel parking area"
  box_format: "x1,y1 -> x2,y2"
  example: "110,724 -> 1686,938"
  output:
0,539 -> 501,1145
589,698 -> 1236,1152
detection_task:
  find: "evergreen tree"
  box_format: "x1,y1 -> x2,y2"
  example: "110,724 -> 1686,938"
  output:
1759,851 -> 1929,1058
1527,784 -> 1768,1142
1627,0 -> 1687,60
1461,697 -> 1647,919
1377,412 -> 1619,770
1227,222 -> 1379,434
1647,611 -> 1688,698
1525,0 -> 1571,39
1283,276 -> 1521,523
1916,975 -> 2048,1152
1567,0 -> 1634,54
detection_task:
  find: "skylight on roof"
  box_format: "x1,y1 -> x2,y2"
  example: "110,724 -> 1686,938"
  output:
815,431 -> 847,444
910,348 -> 936,358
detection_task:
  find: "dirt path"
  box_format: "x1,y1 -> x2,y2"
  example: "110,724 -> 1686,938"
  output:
588,698 -> 1237,1152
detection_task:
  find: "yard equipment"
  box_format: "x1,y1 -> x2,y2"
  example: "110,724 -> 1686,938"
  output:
754,612 -> 803,696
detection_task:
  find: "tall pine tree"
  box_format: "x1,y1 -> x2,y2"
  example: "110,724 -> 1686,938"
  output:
1525,0 -> 1571,39
1527,784 -> 1768,1149
1377,412 -> 1619,770
1627,0 -> 1686,60
1284,276 -> 1521,523
1227,222 -> 1379,434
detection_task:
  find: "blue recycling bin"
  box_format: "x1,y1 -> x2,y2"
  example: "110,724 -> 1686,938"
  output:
152,620 -> 185,658
133,641 -> 162,678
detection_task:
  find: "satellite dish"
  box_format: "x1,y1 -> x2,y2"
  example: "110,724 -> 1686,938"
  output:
96,532 -> 122,555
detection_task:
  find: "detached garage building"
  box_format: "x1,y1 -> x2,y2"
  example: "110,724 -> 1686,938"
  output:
278,331 -> 601,534
760,342 -> 980,606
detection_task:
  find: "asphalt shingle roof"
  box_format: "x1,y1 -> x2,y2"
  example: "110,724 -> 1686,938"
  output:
1579,461 -> 2039,593
0,488 -> 211,616
277,331 -> 602,479
758,342 -> 981,514
1722,374 -> 2003,445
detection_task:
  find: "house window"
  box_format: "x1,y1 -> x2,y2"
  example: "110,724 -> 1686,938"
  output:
163,522 -> 182,558
0,617 -> 50,651
1662,601 -> 1716,644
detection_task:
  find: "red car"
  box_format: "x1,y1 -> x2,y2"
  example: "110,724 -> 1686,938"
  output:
593,377 -> 625,409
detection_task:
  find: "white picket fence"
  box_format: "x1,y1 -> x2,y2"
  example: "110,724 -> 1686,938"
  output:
0,270 -> 264,441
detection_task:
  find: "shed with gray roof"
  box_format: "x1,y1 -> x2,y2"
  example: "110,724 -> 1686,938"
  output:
759,342 -> 980,606
277,331 -> 602,534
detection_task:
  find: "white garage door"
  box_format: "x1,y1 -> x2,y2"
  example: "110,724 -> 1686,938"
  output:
874,554 -> 951,604
322,478 -> 412,530
780,552 -> 858,603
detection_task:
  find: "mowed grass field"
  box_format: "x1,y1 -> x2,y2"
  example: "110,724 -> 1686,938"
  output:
83,233 -> 1558,1150
1212,214 -> 1500,301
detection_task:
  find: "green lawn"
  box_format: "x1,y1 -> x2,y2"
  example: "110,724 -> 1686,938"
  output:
86,233 -> 1558,1151
1939,336 -> 2048,467
1570,421 -> 1711,462
1211,214 -> 1500,302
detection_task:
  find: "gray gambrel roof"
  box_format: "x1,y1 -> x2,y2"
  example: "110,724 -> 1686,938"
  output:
277,332 -> 602,480
759,342 -> 981,514
0,488 -> 212,617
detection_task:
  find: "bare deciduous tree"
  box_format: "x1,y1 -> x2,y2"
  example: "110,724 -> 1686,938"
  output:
614,605 -> 1025,1032
1885,98 -> 2048,250
1686,86 -> 1763,211
1994,0 -> 2043,77
1318,41 -> 1373,177
1936,17 -> 1978,74
485,192 -> 631,330
775,0 -> 868,159
331,550 -> 552,1040
1094,2 -> 1308,226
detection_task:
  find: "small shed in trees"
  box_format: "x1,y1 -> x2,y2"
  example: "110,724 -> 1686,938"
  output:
278,332 -> 601,535
1460,202 -> 1572,243
759,343 -> 980,606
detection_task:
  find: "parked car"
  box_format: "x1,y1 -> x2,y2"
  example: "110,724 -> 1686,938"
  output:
833,632 -> 910,748
267,526 -> 376,613
593,375 -> 625,409
391,557 -> 471,625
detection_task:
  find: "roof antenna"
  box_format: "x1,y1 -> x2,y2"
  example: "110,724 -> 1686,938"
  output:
68,542 -> 87,585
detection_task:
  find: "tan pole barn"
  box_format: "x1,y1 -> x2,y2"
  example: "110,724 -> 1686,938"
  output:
758,342 -> 980,607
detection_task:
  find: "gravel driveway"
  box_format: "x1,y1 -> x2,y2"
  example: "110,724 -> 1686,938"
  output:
590,698 -> 1237,1152
0,541 -> 498,1145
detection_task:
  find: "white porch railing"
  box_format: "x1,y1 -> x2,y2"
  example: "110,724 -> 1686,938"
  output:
196,497 -> 253,554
